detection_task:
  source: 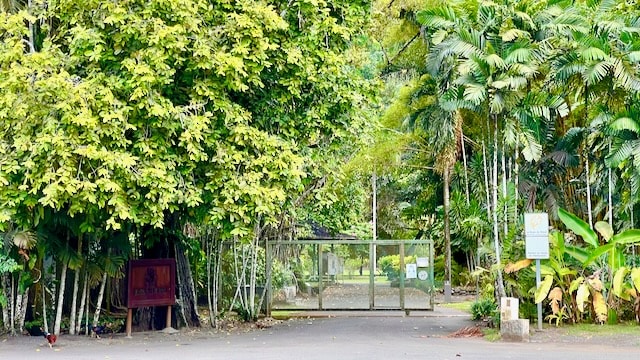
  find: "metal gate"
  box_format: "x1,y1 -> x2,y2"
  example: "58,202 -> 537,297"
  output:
266,240 -> 434,314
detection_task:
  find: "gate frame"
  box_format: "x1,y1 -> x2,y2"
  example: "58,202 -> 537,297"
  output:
266,239 -> 434,315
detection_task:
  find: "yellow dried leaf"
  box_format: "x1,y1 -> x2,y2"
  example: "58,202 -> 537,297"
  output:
548,287 -> 563,315
576,282 -> 590,313
504,259 -> 533,273
592,291 -> 608,324
587,276 -> 603,292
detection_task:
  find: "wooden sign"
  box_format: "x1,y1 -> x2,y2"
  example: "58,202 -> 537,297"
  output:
127,259 -> 176,308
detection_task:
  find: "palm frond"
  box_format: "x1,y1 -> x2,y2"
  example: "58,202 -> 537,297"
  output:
580,47 -> 608,61
582,61 -> 610,86
606,140 -> 639,167
416,7 -> 457,29
519,131 -> 543,162
611,58 -> 640,91
608,117 -> 640,134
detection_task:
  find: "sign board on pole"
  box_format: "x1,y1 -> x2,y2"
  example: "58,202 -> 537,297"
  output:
127,259 -> 176,308
524,213 -> 550,259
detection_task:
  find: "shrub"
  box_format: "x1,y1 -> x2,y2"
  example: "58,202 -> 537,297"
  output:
471,298 -> 497,322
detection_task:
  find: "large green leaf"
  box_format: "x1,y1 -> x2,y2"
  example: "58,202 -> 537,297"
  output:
534,275 -> 553,304
584,242 -> 614,266
564,245 -> 589,264
557,208 -> 598,247
611,229 -> 640,245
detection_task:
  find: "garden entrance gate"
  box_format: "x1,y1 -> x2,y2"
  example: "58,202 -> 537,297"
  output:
266,239 -> 434,314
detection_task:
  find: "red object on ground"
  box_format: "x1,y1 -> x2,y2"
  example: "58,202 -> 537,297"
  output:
44,333 -> 57,348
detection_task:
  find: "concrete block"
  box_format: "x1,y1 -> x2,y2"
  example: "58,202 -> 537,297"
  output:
500,297 -> 519,321
500,319 -> 530,342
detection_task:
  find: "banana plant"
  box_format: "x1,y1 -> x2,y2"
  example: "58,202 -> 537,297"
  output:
558,208 -> 640,273
530,230 -> 578,324
557,208 -> 640,322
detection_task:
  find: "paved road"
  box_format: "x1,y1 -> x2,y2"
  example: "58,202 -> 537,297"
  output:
1,308 -> 638,360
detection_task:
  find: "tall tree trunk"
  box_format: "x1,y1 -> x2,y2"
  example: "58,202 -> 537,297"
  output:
175,242 -> 200,327
460,122 -> 470,206
53,260 -> 68,335
482,141 -> 491,221
1,274 -> 9,332
41,278 -> 49,334
585,150 -> 593,229
443,168 -> 452,287
492,117 -> 506,298
16,291 -> 28,332
92,271 -> 107,328
206,233 -> 215,327
206,230 -> 222,328
608,142 -> 613,227
249,226 -> 260,320
514,142 -> 519,222
75,271 -> 88,334
501,145 -> 508,237
69,234 -> 83,335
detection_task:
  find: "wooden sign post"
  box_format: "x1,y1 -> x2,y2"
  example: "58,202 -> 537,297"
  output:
126,259 -> 176,337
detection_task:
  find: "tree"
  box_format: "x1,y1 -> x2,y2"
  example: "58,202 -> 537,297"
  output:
1,0 -> 374,328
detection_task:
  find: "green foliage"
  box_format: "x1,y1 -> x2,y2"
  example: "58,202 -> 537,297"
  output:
377,254 -> 416,282
471,298 -> 497,322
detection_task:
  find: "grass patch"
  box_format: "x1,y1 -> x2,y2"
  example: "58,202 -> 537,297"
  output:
439,301 -> 473,313
482,327 -> 500,341
270,310 -> 305,320
565,322 -> 639,336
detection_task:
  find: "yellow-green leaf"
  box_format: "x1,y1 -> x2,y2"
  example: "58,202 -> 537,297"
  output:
569,276 -> 584,293
576,283 -> 590,312
613,267 -> 630,301
534,275 -> 553,304
631,268 -> 640,293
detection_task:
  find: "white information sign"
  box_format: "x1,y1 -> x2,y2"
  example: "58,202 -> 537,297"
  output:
524,213 -> 550,259
418,271 -> 428,281
416,257 -> 429,267
406,264 -> 417,279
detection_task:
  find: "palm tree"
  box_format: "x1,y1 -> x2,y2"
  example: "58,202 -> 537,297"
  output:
418,0 -> 560,298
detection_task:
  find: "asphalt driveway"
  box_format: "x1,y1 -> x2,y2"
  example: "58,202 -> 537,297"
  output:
1,307 -> 638,360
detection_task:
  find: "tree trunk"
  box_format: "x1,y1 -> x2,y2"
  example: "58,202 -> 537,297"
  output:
206,230 -> 221,328
69,235 -> 83,335
585,150 -> 593,228
492,117 -> 506,299
608,142 -> 613,227
175,242 -> 200,327
92,271 -> 108,327
16,291 -> 28,333
75,271 -> 88,334
514,142 -> 519,222
1,274 -> 10,332
501,146 -> 508,237
206,233 -> 215,327
53,260 -> 68,335
482,141 -> 492,221
41,278 -> 49,334
459,117 -> 470,206
10,276 -> 15,333
443,168 -> 452,287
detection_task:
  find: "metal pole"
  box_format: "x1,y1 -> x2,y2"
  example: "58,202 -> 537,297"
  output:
536,259 -> 542,331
